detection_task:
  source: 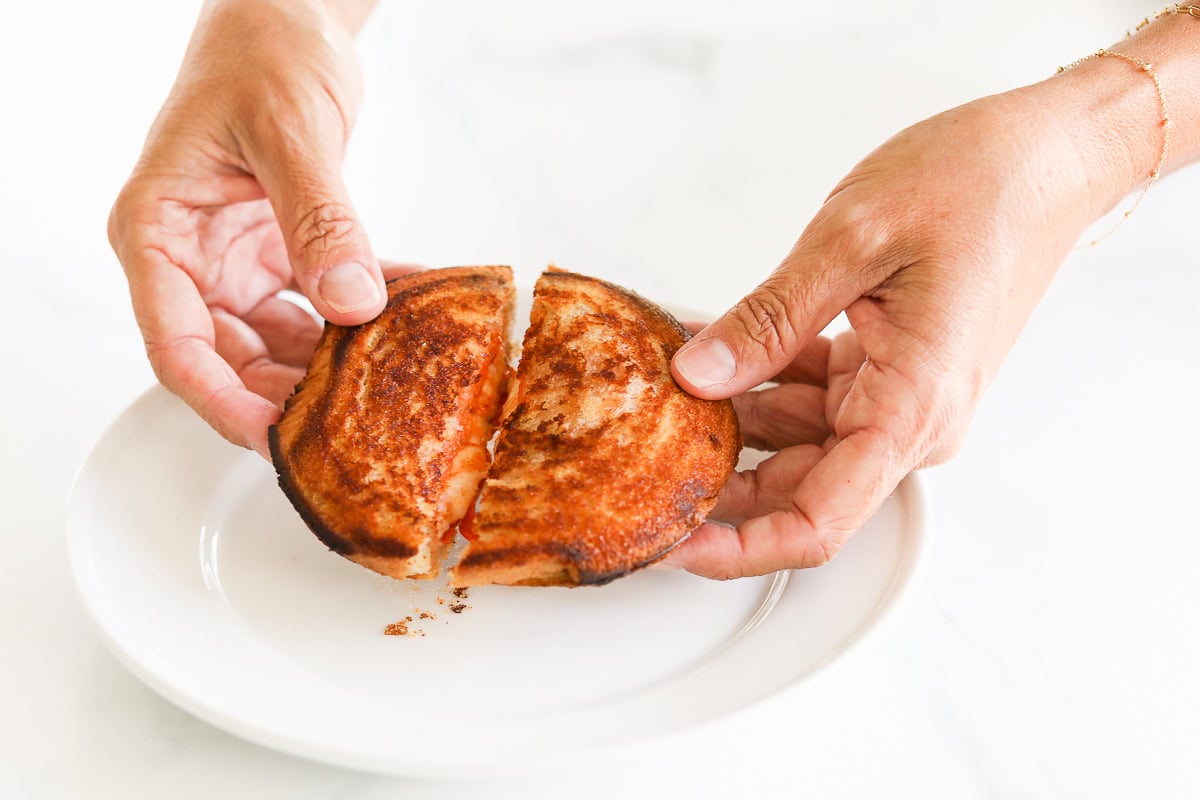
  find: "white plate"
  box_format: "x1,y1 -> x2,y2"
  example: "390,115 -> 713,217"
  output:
67,386 -> 930,777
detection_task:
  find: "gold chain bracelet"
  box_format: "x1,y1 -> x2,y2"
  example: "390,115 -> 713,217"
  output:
1057,4 -> 1200,246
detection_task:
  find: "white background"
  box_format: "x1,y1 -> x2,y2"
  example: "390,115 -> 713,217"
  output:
2,0 -> 1197,797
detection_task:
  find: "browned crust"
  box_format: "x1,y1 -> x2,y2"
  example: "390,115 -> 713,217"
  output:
269,266 -> 514,580
449,268 -> 740,587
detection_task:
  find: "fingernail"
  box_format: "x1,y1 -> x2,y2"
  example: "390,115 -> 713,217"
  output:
318,262 -> 381,314
675,338 -> 737,388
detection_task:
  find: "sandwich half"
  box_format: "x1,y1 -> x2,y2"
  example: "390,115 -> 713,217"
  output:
269,266 -> 514,579
449,268 -> 740,587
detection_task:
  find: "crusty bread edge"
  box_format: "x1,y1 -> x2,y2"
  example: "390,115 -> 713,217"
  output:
541,266 -> 698,348
268,266 -> 514,582
448,267 -> 739,588
449,531 -> 693,588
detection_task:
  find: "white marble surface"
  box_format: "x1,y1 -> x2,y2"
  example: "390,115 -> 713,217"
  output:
3,1 -> 1198,797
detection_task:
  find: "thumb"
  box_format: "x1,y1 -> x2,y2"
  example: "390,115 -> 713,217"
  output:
251,139 -> 385,325
673,208 -> 887,400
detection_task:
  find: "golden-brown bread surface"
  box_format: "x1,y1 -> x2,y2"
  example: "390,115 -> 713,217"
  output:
450,269 -> 740,587
269,266 -> 514,580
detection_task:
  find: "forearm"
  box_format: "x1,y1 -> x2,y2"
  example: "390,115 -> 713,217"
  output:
167,0 -> 373,149
1025,8 -> 1200,222
320,0 -> 378,36
198,0 -> 378,38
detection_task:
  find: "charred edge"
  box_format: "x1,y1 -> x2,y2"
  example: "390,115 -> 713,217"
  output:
268,324 -> 363,559
580,495 -> 726,586
317,269 -> 506,369
270,420 -> 419,561
269,265 -> 511,566
271,459 -> 419,560
456,540 -> 580,570
270,436 -> 357,557
344,530 -> 420,559
328,323 -> 357,373
620,532 -> 694,575
537,268 -> 692,351
267,422 -> 284,469
456,517 -> 701,587
383,265 -> 512,296
366,267 -> 512,340
571,480 -> 727,585
454,541 -> 579,585
574,529 -> 694,586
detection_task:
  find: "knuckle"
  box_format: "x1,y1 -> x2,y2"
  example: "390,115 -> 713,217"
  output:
778,505 -> 847,568
726,283 -> 798,363
290,201 -> 358,264
145,345 -> 171,385
249,91 -> 323,146
142,332 -> 187,387
922,417 -> 969,467
107,180 -> 146,255
240,72 -> 348,155
708,565 -> 741,581
805,534 -> 843,568
107,198 -> 125,252
804,200 -> 892,278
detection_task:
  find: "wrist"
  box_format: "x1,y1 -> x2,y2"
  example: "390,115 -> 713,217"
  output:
319,0 -> 377,36
1027,9 -> 1200,219
200,0 -> 371,40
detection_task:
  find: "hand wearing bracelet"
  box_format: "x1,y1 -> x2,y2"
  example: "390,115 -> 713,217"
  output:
666,6 -> 1200,577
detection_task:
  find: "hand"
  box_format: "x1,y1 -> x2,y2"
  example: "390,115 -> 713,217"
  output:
665,87 -> 1143,579
107,0 -> 395,459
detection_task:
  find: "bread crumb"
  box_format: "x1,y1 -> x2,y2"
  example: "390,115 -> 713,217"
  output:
436,597 -> 445,605
450,603 -> 468,614
452,587 -> 469,599
419,611 -> 436,620
384,621 -> 409,636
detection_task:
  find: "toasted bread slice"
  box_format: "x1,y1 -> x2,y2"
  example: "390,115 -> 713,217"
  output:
450,269 -> 740,587
269,266 -> 514,580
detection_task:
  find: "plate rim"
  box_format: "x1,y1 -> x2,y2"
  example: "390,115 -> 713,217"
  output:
66,383 -> 932,777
